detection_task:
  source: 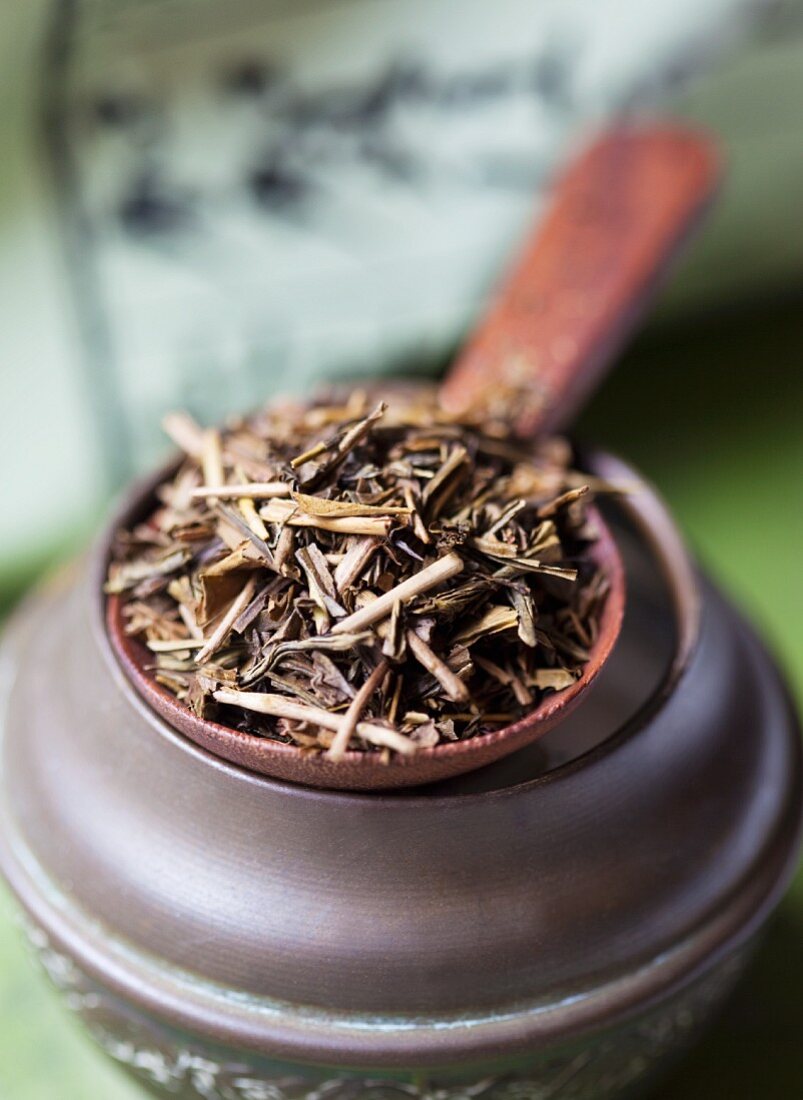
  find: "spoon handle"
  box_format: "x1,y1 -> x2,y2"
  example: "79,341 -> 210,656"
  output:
439,125 -> 720,435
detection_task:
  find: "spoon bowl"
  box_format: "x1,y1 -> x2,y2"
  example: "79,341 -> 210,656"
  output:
106,449 -> 625,790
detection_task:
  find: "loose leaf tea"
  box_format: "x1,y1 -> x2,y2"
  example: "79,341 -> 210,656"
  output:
106,388 -> 611,759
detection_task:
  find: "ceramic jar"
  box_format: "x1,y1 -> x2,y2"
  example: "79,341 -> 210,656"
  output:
0,452 -> 800,1100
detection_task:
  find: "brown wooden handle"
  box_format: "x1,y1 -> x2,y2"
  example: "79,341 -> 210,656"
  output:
439,125 -> 720,435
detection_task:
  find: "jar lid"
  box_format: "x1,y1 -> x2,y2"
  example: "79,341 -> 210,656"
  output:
0,452 -> 800,1067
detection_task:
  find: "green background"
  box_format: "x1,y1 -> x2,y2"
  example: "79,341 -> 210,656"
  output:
0,297 -> 801,1098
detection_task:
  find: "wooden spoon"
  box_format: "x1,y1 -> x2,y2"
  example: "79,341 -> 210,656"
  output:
441,124 -> 719,434
107,123 -> 719,790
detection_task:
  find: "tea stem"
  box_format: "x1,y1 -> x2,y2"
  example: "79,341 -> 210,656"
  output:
191,482 -> 291,500
196,576 -> 257,663
331,553 -> 464,636
406,629 -> 469,703
327,658 -> 389,760
213,689 -> 416,755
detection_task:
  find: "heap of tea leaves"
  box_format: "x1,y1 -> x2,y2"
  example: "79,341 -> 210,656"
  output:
106,389 -> 610,759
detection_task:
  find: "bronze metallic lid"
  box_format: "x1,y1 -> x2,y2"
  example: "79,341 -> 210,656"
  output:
0,452 -> 800,1068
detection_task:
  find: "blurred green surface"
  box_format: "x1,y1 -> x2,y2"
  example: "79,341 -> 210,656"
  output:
0,298 -> 801,1098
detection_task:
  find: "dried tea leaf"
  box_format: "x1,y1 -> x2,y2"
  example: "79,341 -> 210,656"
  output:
197,552 -> 263,625
509,585 -> 538,648
291,492 -> 410,518
453,605 -> 520,646
382,601 -> 406,662
537,485 -> 589,519
260,499 -> 392,537
105,548 -> 191,594
422,445 -> 471,517
531,668 -> 578,692
334,536 -> 381,593
296,544 -> 346,621
215,503 -> 275,563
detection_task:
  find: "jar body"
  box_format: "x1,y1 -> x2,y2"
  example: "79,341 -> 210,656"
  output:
22,915 -> 751,1100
